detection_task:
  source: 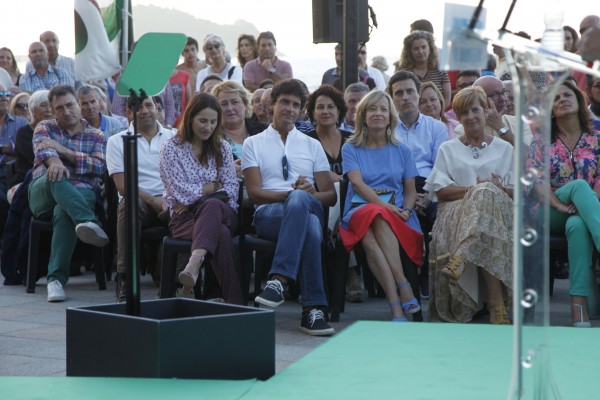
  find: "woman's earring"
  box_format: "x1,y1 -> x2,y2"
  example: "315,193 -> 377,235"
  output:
361,124 -> 368,136
386,125 -> 392,137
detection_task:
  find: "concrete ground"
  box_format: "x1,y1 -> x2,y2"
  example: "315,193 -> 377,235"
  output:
0,270 -> 596,376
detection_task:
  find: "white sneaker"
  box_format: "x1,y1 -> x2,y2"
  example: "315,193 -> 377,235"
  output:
75,222 -> 109,247
47,280 -> 66,302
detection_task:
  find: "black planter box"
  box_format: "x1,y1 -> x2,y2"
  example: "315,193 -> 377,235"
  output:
66,298 -> 275,380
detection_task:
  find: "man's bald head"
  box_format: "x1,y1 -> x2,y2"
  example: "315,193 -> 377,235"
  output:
580,15 -> 600,35
28,42 -> 49,70
473,75 -> 509,113
40,31 -> 60,61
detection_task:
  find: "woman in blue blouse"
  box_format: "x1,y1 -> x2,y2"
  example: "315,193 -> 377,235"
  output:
339,91 -> 423,321
528,80 -> 600,327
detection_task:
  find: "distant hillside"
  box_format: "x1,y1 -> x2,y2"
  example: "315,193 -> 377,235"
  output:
132,5 -> 261,59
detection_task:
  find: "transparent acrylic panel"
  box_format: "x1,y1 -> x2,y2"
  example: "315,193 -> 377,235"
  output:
505,50 -> 570,400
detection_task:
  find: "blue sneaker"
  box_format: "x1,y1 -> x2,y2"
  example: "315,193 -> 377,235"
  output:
255,279 -> 286,307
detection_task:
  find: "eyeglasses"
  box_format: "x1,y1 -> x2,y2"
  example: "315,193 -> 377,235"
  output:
282,155 -> 289,180
580,27 -> 588,35
489,90 -> 509,100
0,91 -> 11,97
15,103 -> 28,110
205,43 -> 221,51
457,82 -> 474,89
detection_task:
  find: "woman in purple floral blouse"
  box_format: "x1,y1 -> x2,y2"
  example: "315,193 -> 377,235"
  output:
159,93 -> 243,304
528,80 -> 600,327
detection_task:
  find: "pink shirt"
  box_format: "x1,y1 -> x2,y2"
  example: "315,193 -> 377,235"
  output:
242,57 -> 293,87
159,137 -> 239,211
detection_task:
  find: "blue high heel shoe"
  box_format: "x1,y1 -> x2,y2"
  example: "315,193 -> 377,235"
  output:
398,282 -> 421,314
389,301 -> 408,322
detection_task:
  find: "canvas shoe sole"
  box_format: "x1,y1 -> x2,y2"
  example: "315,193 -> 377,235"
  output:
75,222 -> 109,247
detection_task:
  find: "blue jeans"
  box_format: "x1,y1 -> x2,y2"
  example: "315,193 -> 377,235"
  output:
253,190 -> 328,307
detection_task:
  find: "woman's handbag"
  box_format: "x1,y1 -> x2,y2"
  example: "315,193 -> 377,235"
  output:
351,189 -> 395,208
198,190 -> 229,205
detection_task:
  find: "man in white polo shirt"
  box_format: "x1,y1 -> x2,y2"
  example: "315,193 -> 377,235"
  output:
106,95 -> 175,302
242,79 -> 337,336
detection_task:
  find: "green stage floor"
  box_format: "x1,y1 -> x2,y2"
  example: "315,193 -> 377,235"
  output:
2,321 -> 596,399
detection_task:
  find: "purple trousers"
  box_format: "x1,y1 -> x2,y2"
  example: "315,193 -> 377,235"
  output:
169,198 -> 243,304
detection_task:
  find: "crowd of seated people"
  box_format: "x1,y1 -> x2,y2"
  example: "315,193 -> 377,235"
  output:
2,14 -> 600,335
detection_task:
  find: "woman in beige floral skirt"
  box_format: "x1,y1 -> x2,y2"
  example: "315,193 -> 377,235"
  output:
425,86 -> 513,324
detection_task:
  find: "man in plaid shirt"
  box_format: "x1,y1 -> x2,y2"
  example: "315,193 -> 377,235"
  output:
28,85 -> 107,302
19,42 -> 73,93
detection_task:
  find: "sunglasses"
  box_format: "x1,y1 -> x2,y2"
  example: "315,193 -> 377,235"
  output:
0,91 -> 11,97
205,43 -> 221,51
282,155 -> 289,180
457,82 -> 474,89
15,103 -> 28,110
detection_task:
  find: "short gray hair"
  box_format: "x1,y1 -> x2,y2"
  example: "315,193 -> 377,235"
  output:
76,84 -> 100,99
344,82 -> 370,96
28,89 -> 50,111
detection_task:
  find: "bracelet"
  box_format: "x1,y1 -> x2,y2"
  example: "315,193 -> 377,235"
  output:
403,208 -> 413,217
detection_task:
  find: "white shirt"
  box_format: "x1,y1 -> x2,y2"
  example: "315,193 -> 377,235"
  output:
195,63 -> 243,92
106,121 -> 175,199
424,137 -> 515,202
241,125 -> 329,207
366,65 -> 386,91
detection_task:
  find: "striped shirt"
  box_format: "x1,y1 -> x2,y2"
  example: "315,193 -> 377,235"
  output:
32,118 -> 106,189
415,68 -> 450,95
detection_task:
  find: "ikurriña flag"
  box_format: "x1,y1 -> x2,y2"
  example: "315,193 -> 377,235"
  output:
74,0 -> 125,81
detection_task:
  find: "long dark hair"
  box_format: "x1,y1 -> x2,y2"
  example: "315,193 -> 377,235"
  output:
176,92 -> 224,170
551,80 -> 593,142
237,34 -> 258,68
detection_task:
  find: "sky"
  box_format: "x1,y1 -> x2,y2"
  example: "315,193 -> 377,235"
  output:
1,0 -> 596,88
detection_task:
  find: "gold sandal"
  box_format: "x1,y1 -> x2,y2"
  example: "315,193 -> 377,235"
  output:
440,255 -> 466,281
488,303 -> 511,325
178,254 -> 204,292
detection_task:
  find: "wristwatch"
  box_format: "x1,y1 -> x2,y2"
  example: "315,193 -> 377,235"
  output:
268,67 -> 276,75
498,126 -> 509,136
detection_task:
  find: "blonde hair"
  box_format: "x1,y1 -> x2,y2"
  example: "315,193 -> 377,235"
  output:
419,81 -> 448,122
348,90 -> 399,147
9,92 -> 31,118
211,80 -> 251,118
452,86 -> 488,117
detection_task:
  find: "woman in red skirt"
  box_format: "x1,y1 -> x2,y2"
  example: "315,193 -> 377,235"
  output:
339,90 -> 423,321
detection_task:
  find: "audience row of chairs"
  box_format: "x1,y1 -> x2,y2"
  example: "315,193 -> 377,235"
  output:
22,174 -> 574,322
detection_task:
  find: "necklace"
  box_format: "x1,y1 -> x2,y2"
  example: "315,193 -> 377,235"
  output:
465,138 -> 488,159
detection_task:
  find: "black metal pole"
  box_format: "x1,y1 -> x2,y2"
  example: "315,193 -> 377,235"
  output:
124,89 -> 142,316
342,0 -> 360,91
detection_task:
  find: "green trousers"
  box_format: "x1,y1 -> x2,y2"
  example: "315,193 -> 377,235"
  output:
28,173 -> 98,286
550,179 -> 600,297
